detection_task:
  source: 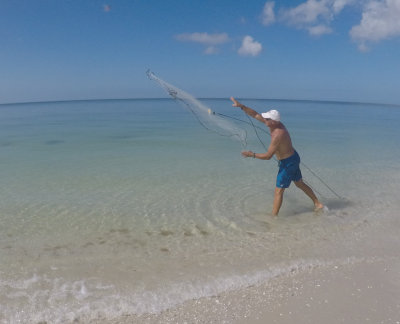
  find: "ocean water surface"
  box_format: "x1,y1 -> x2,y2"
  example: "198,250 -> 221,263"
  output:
0,98 -> 399,323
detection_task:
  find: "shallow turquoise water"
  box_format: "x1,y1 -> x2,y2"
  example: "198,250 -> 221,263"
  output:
1,99 -> 399,322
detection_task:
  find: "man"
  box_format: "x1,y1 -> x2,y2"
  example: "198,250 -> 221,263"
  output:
230,97 -> 324,216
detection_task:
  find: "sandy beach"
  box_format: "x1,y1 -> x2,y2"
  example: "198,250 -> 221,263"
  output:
89,256 -> 400,324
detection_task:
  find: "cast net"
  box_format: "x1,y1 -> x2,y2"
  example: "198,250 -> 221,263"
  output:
147,70 -> 247,147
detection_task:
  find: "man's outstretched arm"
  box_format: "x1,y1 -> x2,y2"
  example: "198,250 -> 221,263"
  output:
230,97 -> 265,123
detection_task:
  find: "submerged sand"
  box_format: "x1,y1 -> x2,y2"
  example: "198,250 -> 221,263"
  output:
90,256 -> 400,324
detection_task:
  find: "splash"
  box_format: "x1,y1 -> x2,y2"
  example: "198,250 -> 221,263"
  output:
147,70 -> 247,147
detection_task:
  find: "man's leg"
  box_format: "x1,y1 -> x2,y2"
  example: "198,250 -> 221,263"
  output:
272,187 -> 285,216
294,179 -> 324,210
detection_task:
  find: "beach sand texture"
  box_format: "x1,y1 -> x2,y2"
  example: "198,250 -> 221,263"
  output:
92,258 -> 399,324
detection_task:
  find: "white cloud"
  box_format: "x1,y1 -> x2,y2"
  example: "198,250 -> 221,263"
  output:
350,0 -> 400,50
175,32 -> 230,55
204,46 -> 219,55
280,0 -> 332,26
238,36 -> 262,57
259,0 -> 400,50
277,0 -> 354,35
308,24 -> 333,36
332,0 -> 355,13
262,1 -> 276,26
175,32 -> 230,45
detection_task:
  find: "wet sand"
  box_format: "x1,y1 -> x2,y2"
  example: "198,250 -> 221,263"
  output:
90,256 -> 400,324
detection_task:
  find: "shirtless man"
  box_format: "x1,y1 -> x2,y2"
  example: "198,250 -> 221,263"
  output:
230,97 -> 324,216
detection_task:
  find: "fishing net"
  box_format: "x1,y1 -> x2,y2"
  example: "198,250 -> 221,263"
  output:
147,70 -> 247,147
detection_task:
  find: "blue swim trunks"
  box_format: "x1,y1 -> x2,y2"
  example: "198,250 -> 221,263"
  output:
276,151 -> 302,188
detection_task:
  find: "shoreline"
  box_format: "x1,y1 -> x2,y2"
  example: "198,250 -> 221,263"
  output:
90,256 -> 400,324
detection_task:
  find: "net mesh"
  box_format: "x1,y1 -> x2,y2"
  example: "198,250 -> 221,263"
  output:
147,70 -> 247,147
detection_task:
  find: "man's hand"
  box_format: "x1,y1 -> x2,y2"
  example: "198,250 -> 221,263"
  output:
231,96 -> 264,124
241,151 -> 254,158
230,97 -> 242,108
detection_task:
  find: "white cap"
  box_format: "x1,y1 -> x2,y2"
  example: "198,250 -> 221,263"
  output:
261,109 -> 280,121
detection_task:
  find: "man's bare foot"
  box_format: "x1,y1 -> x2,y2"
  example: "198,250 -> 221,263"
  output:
314,201 -> 324,212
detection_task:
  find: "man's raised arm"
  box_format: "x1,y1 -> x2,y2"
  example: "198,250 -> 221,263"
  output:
230,97 -> 265,123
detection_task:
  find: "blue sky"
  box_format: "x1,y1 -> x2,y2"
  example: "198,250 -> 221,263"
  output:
1,0 -> 400,105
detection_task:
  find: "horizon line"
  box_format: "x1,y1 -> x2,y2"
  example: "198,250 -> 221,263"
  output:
1,97 -> 399,108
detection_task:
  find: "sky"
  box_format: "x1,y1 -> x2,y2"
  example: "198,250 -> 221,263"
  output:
1,0 -> 400,105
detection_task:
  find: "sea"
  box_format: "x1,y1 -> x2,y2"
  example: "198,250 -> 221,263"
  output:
1,98 -> 399,323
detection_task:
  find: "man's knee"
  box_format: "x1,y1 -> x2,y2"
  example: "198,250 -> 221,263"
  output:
275,187 -> 285,196
294,179 -> 304,188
